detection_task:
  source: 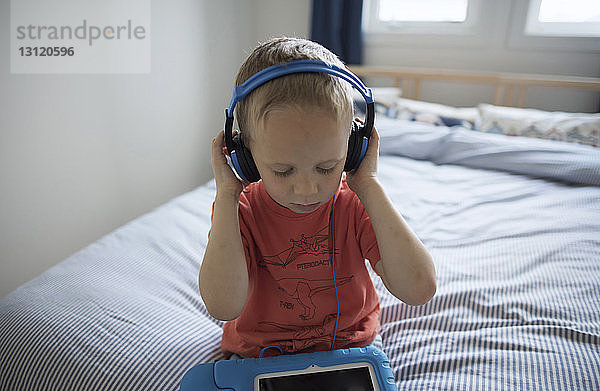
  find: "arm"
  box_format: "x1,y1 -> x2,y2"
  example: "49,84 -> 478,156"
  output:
199,193 -> 249,320
199,130 -> 249,321
355,179 -> 436,305
347,126 -> 436,306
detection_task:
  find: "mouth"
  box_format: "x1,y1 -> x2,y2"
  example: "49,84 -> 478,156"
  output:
290,202 -> 321,213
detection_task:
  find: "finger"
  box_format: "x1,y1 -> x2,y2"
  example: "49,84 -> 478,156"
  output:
211,132 -> 220,156
219,129 -> 232,156
371,126 -> 379,141
212,130 -> 224,149
366,127 -> 379,156
212,130 -> 227,163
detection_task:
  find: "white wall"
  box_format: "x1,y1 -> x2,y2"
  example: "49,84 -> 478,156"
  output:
1,0 -> 598,298
254,0 -> 311,42
0,0 -> 257,297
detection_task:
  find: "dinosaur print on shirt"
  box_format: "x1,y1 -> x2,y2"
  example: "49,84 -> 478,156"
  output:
220,178 -> 381,358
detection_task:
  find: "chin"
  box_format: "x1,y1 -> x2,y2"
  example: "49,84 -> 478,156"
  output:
288,202 -> 323,214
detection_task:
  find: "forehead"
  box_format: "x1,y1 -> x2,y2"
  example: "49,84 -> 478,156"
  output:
252,108 -> 349,165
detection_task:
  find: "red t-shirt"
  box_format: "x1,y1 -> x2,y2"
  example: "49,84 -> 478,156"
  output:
216,176 -> 381,358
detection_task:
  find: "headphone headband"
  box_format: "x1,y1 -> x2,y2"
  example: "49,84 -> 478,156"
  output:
226,60 -> 374,119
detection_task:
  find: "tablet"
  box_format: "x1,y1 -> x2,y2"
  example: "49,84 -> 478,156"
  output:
179,346 -> 397,391
255,362 -> 379,391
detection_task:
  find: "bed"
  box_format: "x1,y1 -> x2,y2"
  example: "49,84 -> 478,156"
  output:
1,69 -> 600,390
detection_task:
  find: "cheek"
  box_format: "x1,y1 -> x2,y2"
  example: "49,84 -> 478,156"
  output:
262,177 -> 289,201
325,169 -> 345,194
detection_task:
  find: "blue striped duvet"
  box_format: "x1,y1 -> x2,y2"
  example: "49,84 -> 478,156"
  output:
1,119 -> 599,390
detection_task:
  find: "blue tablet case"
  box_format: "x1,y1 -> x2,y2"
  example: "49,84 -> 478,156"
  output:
180,346 -> 397,390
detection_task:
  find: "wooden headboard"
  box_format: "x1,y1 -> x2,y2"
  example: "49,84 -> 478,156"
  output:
349,65 -> 600,108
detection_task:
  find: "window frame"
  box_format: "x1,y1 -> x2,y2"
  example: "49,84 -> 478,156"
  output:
363,0 -> 600,52
524,0 -> 600,37
507,0 -> 600,52
363,0 -> 482,35
362,0 -> 490,48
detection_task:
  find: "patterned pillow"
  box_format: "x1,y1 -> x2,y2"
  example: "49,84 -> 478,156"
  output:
353,87 -> 402,114
478,104 -> 600,147
389,98 -> 478,129
354,92 -> 479,129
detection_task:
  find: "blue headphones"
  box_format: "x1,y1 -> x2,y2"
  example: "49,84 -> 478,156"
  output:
224,59 -> 375,183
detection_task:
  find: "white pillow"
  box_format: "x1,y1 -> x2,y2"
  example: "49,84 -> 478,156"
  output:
353,87 -> 402,107
372,87 -> 403,106
392,98 -> 479,125
354,89 -> 479,129
478,104 -> 600,147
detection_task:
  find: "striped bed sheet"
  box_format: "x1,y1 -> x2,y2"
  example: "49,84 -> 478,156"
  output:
1,119 -> 599,390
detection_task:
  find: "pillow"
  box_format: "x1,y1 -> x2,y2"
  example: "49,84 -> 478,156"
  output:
389,98 -> 479,129
354,90 -> 479,129
478,104 -> 600,147
353,87 -> 402,117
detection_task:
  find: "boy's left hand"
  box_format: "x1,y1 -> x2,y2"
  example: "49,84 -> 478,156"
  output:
346,120 -> 379,195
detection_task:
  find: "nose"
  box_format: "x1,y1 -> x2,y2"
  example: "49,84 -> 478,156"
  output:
293,174 -> 318,197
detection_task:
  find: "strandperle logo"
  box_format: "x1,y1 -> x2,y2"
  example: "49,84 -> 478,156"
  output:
11,0 -> 150,74
15,19 -> 147,46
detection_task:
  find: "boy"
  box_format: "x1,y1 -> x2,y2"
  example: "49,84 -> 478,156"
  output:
199,37 -> 436,359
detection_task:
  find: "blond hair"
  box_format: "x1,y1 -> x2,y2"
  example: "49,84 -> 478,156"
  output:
234,37 -> 354,146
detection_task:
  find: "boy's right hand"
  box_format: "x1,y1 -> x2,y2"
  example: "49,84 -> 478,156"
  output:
211,129 -> 249,198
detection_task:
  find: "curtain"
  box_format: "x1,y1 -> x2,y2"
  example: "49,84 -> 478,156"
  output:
310,0 -> 364,65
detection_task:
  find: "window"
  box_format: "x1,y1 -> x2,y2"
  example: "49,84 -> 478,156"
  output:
363,0 -> 482,36
525,0 -> 600,37
377,0 -> 467,23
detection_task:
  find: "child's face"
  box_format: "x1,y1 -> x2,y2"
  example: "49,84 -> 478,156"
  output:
250,108 -> 350,214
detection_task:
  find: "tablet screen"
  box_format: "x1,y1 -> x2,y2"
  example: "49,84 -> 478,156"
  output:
257,365 -> 376,391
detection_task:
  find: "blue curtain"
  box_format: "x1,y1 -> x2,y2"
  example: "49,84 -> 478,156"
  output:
310,0 -> 364,65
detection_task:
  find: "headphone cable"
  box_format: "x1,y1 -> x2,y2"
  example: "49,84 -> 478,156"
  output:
330,193 -> 340,351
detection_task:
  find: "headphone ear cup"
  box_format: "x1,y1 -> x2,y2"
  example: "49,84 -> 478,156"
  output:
344,120 -> 363,171
232,133 -> 261,182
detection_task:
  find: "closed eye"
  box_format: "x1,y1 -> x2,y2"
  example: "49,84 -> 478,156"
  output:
316,167 -> 335,175
274,169 -> 293,177
272,162 -> 339,177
